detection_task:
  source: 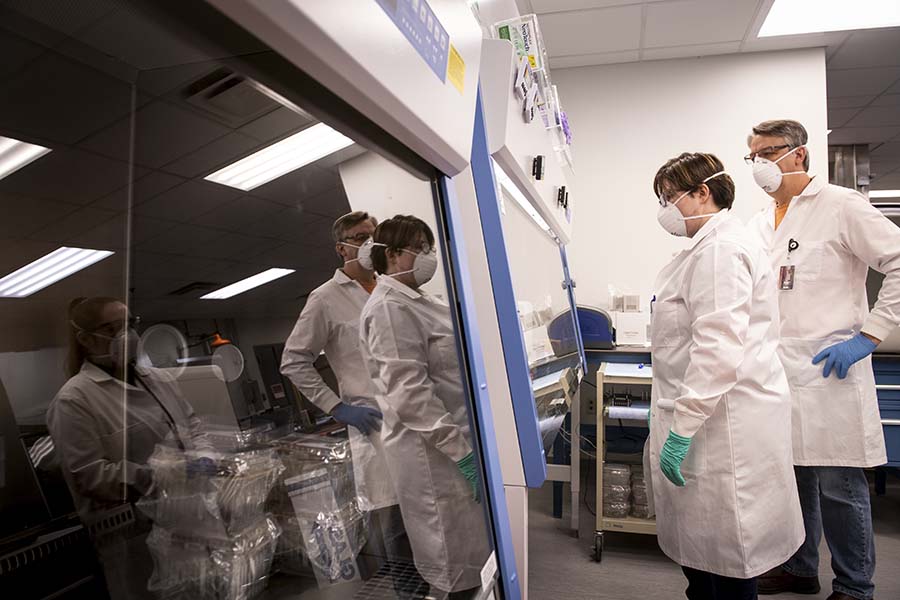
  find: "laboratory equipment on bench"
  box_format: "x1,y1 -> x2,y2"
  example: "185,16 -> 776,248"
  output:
593,362 -> 656,563
547,306 -> 614,355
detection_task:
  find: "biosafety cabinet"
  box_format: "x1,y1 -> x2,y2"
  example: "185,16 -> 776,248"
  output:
0,1 -> 582,599
212,3 -> 587,599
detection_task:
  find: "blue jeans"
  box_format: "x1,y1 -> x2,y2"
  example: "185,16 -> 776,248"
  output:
784,466 -> 875,600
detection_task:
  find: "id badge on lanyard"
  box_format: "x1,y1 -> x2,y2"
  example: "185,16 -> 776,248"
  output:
779,238 -> 800,291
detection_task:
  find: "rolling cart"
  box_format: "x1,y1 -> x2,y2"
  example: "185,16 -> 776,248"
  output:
593,362 -> 656,562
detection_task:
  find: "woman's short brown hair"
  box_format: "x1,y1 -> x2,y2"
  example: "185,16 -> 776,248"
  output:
653,152 -> 735,210
370,215 -> 435,275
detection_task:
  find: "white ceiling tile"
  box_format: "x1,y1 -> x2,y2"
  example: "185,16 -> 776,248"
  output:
27,206 -> 119,244
828,107 -> 861,128
847,106 -> 900,128
642,41 -> 741,61
828,29 -> 900,69
0,195 -> 79,238
828,95 -> 876,109
538,5 -> 642,56
872,94 -> 900,107
827,126 -> 900,145
530,0 -> 643,12
550,50 -> 640,68
644,0 -> 757,48
827,67 -> 900,97
190,196 -> 285,232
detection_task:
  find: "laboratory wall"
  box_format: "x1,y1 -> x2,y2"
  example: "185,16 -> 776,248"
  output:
553,47 -> 828,309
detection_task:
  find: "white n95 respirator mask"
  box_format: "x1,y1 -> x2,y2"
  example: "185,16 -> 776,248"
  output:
656,171 -> 726,237
752,146 -> 806,193
356,238 -> 379,271
93,328 -> 141,368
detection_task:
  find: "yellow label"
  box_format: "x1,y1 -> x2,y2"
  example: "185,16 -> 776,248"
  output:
447,43 -> 465,94
528,55 -> 537,68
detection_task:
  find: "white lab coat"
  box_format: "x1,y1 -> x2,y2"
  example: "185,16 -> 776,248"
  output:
359,275 -> 490,592
281,269 -> 397,509
747,177 -> 900,467
47,362 -> 213,518
649,210 -> 804,579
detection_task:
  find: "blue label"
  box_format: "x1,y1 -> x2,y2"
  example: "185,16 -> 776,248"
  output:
375,0 -> 449,83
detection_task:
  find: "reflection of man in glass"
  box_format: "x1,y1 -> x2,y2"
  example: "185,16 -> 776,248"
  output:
47,297 -> 213,599
281,212 -> 419,590
359,215 -> 490,598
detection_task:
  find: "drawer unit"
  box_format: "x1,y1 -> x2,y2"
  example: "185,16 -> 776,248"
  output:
874,356 -> 900,466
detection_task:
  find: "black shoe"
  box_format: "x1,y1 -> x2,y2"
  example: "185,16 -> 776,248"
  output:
757,566 -> 821,595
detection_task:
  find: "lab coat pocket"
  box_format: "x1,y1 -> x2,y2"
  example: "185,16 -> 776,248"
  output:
680,427 -> 707,480
792,242 -> 824,282
651,303 -> 687,348
780,338 -> 834,389
432,337 -> 460,375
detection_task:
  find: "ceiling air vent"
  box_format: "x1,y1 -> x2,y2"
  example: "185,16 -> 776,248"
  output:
179,67 -> 278,128
168,281 -> 220,296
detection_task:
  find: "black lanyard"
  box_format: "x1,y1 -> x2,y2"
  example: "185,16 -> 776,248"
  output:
133,371 -> 186,451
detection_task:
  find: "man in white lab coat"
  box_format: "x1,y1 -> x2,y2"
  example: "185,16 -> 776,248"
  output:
746,120 -> 900,600
281,211 -> 415,586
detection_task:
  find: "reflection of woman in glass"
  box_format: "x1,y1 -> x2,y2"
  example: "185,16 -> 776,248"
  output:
359,216 -> 490,597
47,297 -> 213,599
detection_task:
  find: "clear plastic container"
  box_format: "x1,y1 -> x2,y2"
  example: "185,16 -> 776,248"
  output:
602,483 -> 630,504
603,463 -> 632,487
603,501 -> 631,519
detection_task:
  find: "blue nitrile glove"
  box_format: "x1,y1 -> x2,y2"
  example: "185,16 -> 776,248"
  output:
456,452 -> 481,503
186,457 -> 217,478
332,403 -> 383,435
659,430 -> 692,487
812,333 -> 878,380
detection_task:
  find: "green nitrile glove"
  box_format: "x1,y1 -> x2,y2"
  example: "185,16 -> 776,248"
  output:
456,452 -> 481,503
660,430 -> 692,487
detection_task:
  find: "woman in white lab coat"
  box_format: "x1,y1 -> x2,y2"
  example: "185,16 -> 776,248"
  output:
357,215 -> 491,597
647,153 -> 803,600
47,297 -> 213,599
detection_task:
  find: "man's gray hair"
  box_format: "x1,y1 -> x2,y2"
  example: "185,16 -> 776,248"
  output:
748,119 -> 810,171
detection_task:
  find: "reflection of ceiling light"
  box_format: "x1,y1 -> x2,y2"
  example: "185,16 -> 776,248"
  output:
204,123 -> 354,191
200,268 -> 295,299
0,247 -> 113,298
871,190 -> 900,199
759,0 -> 900,37
827,129 -> 832,135
0,135 -> 51,181
492,158 -> 552,234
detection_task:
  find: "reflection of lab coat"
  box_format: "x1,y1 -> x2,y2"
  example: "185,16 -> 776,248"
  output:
281,269 -> 397,509
649,210 -> 803,579
748,177 -> 900,467
359,276 -> 490,592
46,362 -> 212,517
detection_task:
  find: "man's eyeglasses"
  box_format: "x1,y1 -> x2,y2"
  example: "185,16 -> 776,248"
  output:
342,233 -> 371,244
744,144 -> 792,164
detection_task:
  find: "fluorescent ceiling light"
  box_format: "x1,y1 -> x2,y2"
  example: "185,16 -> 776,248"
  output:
205,123 -> 354,191
759,0 -> 900,37
0,135 -> 51,181
870,190 -> 900,199
201,268 -> 295,299
0,247 -> 114,298
492,158 -> 552,234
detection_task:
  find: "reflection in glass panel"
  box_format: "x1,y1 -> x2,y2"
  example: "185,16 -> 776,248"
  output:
494,162 -> 582,451
0,2 -> 493,599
